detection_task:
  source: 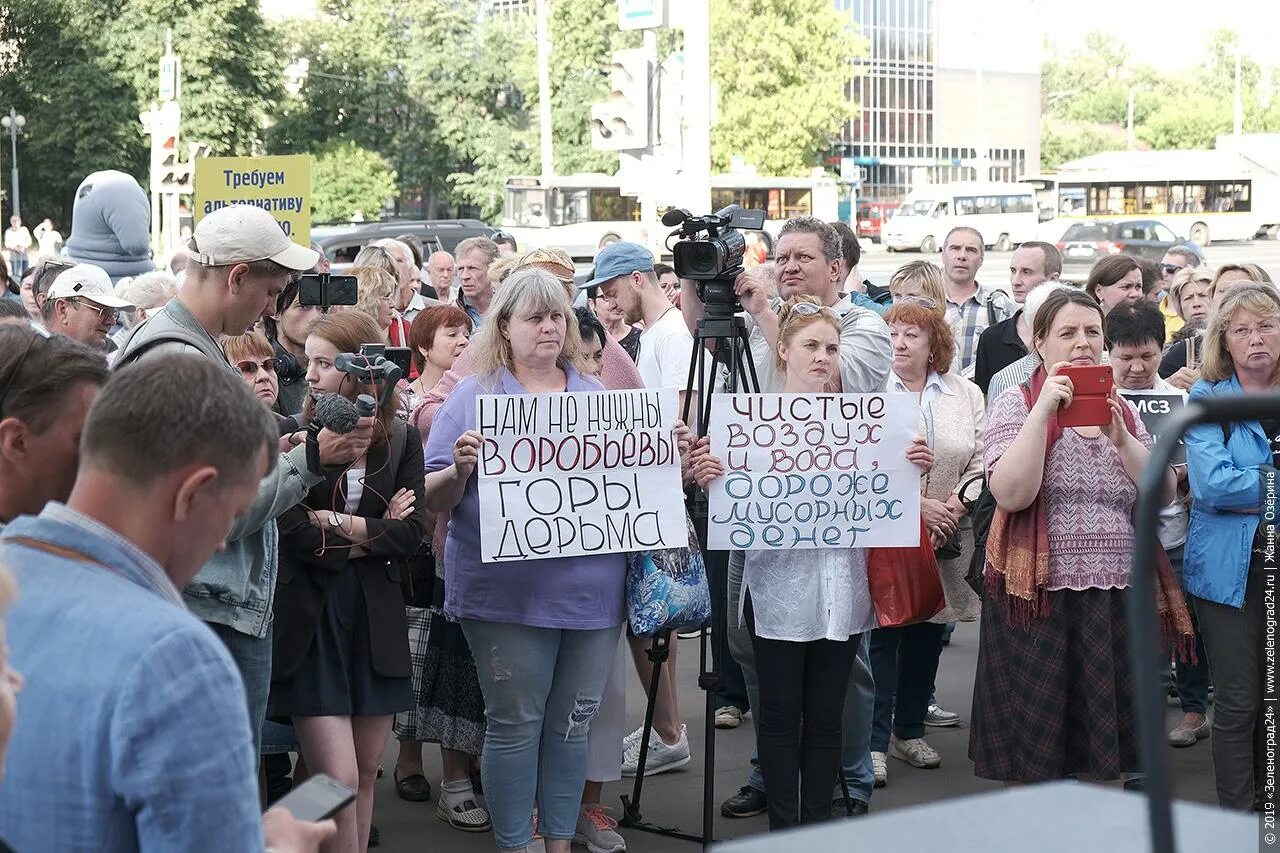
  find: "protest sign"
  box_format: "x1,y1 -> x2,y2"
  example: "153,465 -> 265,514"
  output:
194,155 -> 312,245
1119,389 -> 1187,464
706,393 -> 921,551
476,388 -> 686,563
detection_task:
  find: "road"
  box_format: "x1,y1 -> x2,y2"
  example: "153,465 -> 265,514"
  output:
857,236 -> 1280,293
368,620 -> 1218,851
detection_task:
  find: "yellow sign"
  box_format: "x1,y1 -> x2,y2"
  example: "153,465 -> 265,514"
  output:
194,154 -> 312,246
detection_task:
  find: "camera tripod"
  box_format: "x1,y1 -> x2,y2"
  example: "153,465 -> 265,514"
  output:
618,290 -> 759,848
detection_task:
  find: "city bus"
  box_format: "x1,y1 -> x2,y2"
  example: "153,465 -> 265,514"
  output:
1042,149 -> 1280,246
500,173 -> 839,260
880,182 -> 1039,253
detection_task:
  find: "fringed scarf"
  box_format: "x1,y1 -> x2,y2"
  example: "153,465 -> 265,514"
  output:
984,366 -> 1196,660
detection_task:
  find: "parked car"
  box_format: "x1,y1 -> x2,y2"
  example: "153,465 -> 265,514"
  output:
312,219 -> 494,270
1055,219 -> 1182,273
856,201 -> 897,243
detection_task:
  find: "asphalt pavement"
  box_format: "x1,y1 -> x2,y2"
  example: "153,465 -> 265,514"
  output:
368,620 -> 1219,851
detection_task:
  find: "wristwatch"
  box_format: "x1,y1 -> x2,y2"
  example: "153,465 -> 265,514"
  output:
328,511 -> 343,531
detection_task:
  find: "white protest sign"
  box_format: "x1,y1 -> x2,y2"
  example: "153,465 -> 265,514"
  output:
477,389 -> 686,562
707,393 -> 921,550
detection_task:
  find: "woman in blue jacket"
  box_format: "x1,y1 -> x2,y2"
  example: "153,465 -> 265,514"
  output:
1184,281 -> 1280,811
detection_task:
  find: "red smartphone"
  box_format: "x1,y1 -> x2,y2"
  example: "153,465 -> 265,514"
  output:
1057,364 -> 1114,428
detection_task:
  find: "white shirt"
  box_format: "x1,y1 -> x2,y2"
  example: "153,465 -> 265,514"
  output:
636,306 -> 694,392
887,369 -> 952,442
742,547 -> 877,642
344,468 -> 366,514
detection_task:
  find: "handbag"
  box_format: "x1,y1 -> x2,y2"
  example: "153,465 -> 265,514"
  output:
625,512 -> 712,639
866,520 -> 946,628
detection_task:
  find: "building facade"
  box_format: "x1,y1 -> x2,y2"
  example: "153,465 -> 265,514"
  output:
837,0 -> 1042,203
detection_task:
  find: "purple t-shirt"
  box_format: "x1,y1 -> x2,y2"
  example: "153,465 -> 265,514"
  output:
424,367 -> 626,629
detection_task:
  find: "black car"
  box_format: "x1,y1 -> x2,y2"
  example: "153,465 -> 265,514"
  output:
1056,219 -> 1182,273
312,219 -> 494,269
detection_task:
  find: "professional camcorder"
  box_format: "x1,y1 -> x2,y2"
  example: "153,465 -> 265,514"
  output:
663,204 -> 766,319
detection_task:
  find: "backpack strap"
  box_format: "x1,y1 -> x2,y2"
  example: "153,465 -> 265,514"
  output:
113,319 -> 218,370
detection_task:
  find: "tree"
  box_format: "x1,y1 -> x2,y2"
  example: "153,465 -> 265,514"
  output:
1137,96 -> 1234,151
1040,119 -> 1127,171
709,0 -> 863,175
311,141 -> 398,222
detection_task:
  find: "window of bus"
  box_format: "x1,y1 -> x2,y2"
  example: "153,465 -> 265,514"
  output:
1136,184 -> 1169,214
505,185 -> 549,227
1210,181 -> 1251,212
589,189 -> 641,223
1087,184 -> 1138,216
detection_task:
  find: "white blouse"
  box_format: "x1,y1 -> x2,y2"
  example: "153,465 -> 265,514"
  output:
740,547 -> 876,643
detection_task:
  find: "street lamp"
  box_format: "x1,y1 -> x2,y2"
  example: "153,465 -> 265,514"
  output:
0,108 -> 25,220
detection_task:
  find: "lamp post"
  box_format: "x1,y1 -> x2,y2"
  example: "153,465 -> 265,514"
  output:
0,108 -> 25,220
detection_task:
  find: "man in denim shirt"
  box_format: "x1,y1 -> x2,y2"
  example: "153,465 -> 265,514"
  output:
114,205 -> 373,751
0,355 -> 333,852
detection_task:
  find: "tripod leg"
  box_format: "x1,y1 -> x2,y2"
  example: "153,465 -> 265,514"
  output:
622,632 -> 671,821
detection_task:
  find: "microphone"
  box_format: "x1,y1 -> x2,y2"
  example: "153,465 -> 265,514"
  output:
313,393 -> 380,435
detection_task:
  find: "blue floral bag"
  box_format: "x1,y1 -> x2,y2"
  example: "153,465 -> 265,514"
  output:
625,512 -> 712,638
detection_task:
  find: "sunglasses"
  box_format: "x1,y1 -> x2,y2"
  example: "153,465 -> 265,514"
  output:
896,294 -> 939,309
236,358 -> 278,376
790,302 -> 825,316
1161,263 -> 1186,276
71,298 -> 118,322
491,230 -> 514,242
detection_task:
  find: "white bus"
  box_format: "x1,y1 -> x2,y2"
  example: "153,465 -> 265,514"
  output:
500,173 -> 839,260
1045,149 -> 1280,246
880,181 -> 1039,254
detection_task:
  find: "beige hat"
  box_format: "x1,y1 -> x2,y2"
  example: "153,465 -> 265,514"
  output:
189,205 -> 318,271
46,264 -> 133,308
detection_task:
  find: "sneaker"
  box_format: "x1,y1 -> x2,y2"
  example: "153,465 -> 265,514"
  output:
1168,713 -> 1211,748
924,703 -> 962,727
575,805 -> 627,853
871,751 -> 888,788
714,706 -> 743,729
622,724 -> 691,776
720,785 -> 768,818
890,736 -> 942,769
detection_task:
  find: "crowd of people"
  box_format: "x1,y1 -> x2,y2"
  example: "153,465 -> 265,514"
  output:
0,200 -> 1271,853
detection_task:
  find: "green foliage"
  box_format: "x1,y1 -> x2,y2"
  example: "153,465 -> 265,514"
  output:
709,0 -> 863,175
311,141 -> 398,222
1040,119 -> 1127,172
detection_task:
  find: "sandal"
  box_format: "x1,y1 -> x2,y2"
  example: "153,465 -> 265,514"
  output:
394,772 -> 432,802
436,796 -> 492,832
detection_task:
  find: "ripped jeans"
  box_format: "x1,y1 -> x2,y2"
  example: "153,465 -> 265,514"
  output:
463,619 -> 621,849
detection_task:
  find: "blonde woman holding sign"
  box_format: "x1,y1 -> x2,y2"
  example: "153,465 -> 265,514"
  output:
692,296 -> 884,831
423,268 -> 625,853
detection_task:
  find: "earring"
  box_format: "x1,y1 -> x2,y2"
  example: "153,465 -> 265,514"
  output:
928,354 -> 934,363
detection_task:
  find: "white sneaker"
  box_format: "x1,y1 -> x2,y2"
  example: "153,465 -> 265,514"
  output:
924,703 -> 962,727
575,805 -> 627,853
872,751 -> 888,787
890,735 -> 942,769
621,724 -> 691,776
714,706 -> 743,729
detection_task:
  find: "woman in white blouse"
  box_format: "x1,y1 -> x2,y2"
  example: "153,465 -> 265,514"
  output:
693,296 -> 898,830
869,297 -> 983,787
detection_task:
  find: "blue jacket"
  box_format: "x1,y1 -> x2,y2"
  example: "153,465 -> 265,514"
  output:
1183,374 -> 1274,608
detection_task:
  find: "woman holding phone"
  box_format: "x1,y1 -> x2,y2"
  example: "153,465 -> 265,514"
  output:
692,296 -> 880,830
970,287 -> 1188,784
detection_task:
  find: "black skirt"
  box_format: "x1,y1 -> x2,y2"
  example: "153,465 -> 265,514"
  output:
269,564 -> 411,718
968,586 -> 1139,782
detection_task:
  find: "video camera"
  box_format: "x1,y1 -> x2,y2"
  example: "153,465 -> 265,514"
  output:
334,343 -> 407,409
663,204 -> 766,319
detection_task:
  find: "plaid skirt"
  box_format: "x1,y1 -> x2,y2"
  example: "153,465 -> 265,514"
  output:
968,585 -> 1140,782
392,603 -> 486,754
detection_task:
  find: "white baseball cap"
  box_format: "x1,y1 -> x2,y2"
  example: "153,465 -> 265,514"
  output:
188,204 -> 319,271
46,264 -> 133,309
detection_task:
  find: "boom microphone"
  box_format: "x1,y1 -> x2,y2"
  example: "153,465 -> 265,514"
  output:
314,393 -> 359,435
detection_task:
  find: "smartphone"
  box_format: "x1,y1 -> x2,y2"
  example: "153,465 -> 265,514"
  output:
1058,364 -> 1114,428
1186,334 -> 1200,369
384,346 -> 412,376
299,274 -> 358,308
274,773 -> 356,822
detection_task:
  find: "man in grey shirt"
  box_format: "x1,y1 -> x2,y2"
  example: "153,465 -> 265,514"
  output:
115,204 -> 374,751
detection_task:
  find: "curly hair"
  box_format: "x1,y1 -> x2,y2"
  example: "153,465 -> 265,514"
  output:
883,300 -> 956,374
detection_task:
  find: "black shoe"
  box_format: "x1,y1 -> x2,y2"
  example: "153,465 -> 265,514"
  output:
1123,777 -> 1145,792
395,772 -> 432,802
832,797 -> 870,818
368,825 -> 381,848
721,785 -> 768,818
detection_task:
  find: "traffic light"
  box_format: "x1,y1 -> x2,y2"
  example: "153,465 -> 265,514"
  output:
590,49 -> 651,152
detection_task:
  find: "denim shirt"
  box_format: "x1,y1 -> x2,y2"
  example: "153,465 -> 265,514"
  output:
0,505 -> 266,852
118,298 -> 323,637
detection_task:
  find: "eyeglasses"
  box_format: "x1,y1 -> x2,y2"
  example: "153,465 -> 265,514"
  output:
491,230 -> 514,243
71,298 -> 118,322
1161,263 -> 1186,276
593,292 -> 619,306
896,294 -> 939,309
236,358 -> 278,376
1227,321 -> 1280,340
790,302 -> 825,316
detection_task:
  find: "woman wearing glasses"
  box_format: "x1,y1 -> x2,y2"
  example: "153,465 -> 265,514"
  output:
1183,282 -> 1280,810
692,296 -> 879,830
222,332 -> 282,410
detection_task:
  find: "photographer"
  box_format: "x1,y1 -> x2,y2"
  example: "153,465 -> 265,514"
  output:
114,204 -> 376,754
261,276 -> 324,418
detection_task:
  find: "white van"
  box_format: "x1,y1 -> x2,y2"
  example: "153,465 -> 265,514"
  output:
881,182 -> 1039,253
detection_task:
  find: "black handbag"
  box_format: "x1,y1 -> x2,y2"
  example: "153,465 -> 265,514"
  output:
961,475 -> 995,598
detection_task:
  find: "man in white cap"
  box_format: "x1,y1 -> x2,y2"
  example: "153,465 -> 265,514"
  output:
114,204 -> 376,753
41,263 -> 133,351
